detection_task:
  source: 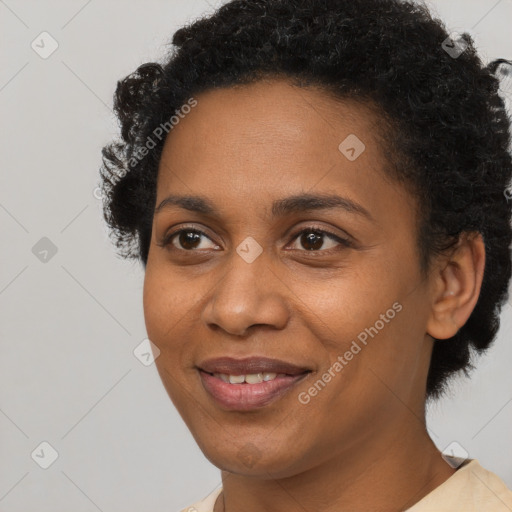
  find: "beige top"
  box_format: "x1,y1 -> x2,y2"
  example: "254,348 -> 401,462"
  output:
179,459 -> 512,512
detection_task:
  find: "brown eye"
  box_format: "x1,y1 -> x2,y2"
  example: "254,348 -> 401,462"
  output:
289,228 -> 352,252
160,228 -> 219,251
177,230 -> 202,250
300,231 -> 324,251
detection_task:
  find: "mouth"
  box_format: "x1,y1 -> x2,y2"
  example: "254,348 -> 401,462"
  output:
197,357 -> 312,411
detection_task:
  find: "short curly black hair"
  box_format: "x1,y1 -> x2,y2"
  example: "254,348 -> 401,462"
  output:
99,0 -> 512,399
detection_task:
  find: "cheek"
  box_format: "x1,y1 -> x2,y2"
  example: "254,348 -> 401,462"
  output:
295,258 -> 421,391
142,262 -> 190,352
293,264 -> 395,345
143,266 -> 168,341
304,291 -> 428,436
143,264 -> 200,410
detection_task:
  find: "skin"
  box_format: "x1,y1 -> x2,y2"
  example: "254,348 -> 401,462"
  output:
143,78 -> 485,512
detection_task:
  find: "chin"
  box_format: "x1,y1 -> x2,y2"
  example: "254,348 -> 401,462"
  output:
196,438 -> 311,479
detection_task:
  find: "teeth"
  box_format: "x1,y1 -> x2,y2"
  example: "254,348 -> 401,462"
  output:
213,372 -> 278,384
245,373 -> 263,384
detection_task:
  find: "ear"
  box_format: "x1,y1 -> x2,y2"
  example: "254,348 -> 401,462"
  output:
426,232 -> 486,340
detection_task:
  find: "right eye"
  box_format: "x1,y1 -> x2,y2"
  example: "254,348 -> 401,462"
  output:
158,227 -> 220,251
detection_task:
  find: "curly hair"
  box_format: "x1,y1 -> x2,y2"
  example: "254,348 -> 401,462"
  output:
99,0 -> 512,399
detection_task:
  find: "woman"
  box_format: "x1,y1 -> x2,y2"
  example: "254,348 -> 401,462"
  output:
99,0 -> 512,510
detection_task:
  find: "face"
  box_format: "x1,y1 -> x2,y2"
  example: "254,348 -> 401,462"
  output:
143,78 -> 436,478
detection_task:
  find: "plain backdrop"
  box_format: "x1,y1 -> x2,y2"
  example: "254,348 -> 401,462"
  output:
1,0 -> 511,510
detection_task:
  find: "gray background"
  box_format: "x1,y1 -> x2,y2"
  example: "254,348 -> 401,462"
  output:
1,0 -> 511,510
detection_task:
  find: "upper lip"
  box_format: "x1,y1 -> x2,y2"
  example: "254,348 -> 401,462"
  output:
197,357 -> 311,376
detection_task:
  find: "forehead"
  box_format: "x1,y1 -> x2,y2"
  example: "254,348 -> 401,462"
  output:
157,78 -> 387,193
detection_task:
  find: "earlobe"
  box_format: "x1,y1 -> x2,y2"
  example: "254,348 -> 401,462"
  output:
426,232 -> 486,340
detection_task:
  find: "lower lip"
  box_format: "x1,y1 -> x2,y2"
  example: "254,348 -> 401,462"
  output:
199,370 -> 309,411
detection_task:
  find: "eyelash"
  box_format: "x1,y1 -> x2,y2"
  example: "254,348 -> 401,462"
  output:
158,225 -> 352,254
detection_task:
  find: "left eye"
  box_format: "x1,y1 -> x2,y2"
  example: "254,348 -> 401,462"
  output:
288,228 -> 351,252
159,227 -> 351,252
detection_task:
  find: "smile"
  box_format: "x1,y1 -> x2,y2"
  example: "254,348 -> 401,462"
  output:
197,356 -> 311,411
199,370 -> 310,411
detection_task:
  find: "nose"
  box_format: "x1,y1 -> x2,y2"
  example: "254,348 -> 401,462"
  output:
201,253 -> 290,337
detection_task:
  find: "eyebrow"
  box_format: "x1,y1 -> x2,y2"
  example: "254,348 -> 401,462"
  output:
154,192 -> 373,221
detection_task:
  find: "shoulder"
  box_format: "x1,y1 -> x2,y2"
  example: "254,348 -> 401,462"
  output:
179,487 -> 223,512
407,459 -> 512,512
